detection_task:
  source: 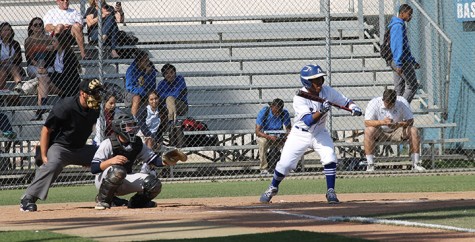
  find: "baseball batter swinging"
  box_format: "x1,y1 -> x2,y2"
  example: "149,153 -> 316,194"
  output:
259,64 -> 362,204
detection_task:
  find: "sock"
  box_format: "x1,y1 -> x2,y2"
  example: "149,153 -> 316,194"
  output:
411,153 -> 420,164
271,170 -> 285,188
366,155 -> 374,165
323,163 -> 337,190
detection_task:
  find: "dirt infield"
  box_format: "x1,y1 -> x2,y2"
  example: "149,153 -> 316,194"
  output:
2,192 -> 475,241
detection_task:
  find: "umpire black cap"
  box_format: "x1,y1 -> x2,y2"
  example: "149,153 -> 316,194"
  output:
79,79 -> 104,95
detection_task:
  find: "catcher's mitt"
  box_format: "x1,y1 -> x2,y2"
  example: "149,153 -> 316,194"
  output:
162,148 -> 187,166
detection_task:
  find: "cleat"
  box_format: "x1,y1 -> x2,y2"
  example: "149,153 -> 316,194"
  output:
95,201 -> 111,210
259,185 -> 278,203
20,196 -> 38,212
111,196 -> 129,207
326,188 -> 340,204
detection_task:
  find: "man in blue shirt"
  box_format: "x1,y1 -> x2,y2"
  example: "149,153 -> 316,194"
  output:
156,63 -> 188,124
125,50 -> 157,117
255,98 -> 291,174
389,4 -> 420,103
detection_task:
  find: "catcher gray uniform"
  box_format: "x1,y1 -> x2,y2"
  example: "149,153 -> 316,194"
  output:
92,138 -> 162,197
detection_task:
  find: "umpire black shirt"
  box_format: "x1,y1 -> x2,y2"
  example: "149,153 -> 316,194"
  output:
44,96 -> 100,148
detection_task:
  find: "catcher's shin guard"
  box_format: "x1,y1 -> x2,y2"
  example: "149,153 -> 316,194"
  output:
128,175 -> 162,208
97,165 -> 127,204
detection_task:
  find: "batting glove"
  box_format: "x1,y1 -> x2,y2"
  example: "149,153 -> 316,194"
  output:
320,100 -> 331,113
349,104 -> 362,116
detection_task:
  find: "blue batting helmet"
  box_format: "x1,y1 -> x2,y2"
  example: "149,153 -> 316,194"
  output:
300,64 -> 326,88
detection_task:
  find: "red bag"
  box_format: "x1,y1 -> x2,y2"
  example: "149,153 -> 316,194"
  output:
182,117 -> 207,131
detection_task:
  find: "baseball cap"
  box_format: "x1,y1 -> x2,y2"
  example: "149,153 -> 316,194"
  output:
79,79 -> 104,95
269,98 -> 284,109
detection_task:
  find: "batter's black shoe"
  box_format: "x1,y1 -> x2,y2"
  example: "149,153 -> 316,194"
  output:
20,196 -> 38,212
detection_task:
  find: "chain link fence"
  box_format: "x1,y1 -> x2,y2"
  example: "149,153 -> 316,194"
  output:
0,0 -> 473,189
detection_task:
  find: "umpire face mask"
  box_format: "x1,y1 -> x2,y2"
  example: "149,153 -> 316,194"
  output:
86,92 -> 102,109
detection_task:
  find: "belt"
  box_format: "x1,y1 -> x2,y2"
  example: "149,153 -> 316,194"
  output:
294,126 -> 309,132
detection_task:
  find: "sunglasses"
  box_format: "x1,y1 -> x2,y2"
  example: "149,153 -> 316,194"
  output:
32,23 -> 43,27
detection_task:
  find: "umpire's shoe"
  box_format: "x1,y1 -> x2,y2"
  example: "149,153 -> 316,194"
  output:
326,188 -> 340,204
20,195 -> 38,212
259,185 -> 278,203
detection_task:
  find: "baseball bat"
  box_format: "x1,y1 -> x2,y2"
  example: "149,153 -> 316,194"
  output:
296,90 -> 353,112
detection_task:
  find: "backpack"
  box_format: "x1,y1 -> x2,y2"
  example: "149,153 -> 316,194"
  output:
380,27 -> 393,66
116,30 -> 139,59
181,117 -> 218,147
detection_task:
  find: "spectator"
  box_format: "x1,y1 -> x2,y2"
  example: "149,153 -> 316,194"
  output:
137,90 -> 162,151
125,50 -> 157,117
32,31 -> 81,121
0,22 -> 24,91
255,98 -> 291,175
19,79 -> 104,212
93,92 -> 121,146
114,2 -> 125,24
364,89 -> 425,172
85,0 -> 120,59
24,17 -> 54,79
389,3 -> 420,103
43,0 -> 87,59
0,112 -> 16,140
156,63 -> 188,126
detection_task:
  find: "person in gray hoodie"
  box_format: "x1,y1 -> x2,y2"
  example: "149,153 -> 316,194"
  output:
389,4 -> 420,103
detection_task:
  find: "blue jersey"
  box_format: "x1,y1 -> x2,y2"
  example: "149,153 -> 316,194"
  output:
256,106 -> 291,131
156,75 -> 188,103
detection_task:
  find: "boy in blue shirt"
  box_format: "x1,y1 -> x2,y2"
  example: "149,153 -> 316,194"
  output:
255,98 -> 291,174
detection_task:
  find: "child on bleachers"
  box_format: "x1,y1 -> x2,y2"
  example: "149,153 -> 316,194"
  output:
137,90 -> 162,151
93,92 -> 121,146
0,22 -> 24,91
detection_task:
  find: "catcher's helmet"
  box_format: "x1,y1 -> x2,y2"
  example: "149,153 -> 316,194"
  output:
300,64 -> 326,88
112,111 -> 138,143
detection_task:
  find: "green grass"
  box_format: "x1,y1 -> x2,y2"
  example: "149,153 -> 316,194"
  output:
1,174 -> 473,206
0,230 -> 369,242
0,230 -> 95,242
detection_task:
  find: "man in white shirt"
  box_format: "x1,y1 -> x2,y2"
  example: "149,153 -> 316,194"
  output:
364,89 -> 425,172
43,0 -> 86,59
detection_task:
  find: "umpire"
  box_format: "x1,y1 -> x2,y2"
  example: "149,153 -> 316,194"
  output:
20,79 -> 104,212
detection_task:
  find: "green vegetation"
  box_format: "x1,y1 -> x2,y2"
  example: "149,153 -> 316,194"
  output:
0,230 -> 95,242
0,174 -> 473,205
0,230 -> 369,242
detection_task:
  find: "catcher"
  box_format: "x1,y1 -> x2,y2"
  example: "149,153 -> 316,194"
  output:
90,111 -> 187,210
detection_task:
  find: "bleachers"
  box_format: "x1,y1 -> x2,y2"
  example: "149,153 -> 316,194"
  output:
0,15 -> 468,183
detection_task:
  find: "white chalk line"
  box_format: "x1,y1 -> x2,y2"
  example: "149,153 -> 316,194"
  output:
271,210 -> 475,233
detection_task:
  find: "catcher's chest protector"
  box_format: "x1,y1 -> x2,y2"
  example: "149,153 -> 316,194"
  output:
109,134 -> 143,173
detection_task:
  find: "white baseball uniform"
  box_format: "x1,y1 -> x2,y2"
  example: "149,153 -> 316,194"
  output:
276,86 -> 351,175
365,96 -> 413,132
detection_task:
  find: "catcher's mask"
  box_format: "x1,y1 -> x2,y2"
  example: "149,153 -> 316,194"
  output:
112,111 -> 139,143
80,79 -> 104,109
